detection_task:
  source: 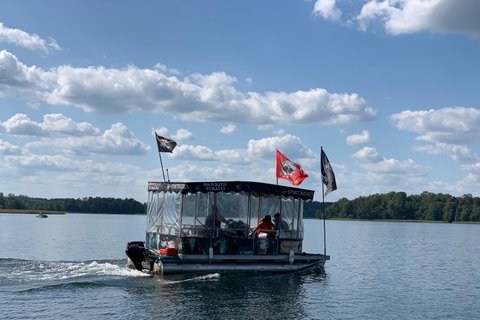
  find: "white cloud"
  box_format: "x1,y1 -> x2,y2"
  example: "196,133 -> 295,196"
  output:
1,113 -> 47,136
41,113 -> 101,136
390,107 -> 480,144
413,143 -> 479,162
347,146 -> 431,196
346,130 -> 375,146
5,153 -> 134,174
312,0 -> 480,38
166,163 -> 237,182
1,51 -> 376,125
171,134 -> 314,165
0,139 -> 24,155
172,128 -> 195,140
0,50 -> 51,98
461,163 -> 480,172
26,122 -> 150,156
153,63 -> 180,75
220,124 -> 238,134
313,0 -> 342,21
171,145 -> 217,161
153,127 -> 169,137
0,22 -> 61,53
359,157 -> 429,175
245,134 -> 315,160
1,113 -> 100,137
351,146 -> 382,162
257,125 -> 274,131
2,152 -> 144,198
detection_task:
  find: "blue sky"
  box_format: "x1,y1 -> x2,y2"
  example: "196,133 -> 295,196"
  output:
1,0 -> 480,203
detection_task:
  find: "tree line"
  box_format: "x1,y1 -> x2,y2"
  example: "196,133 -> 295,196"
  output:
314,191 -> 480,222
0,192 -> 146,214
3,190 -> 480,221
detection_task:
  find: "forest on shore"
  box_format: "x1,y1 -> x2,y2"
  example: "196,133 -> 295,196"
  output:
2,191 -> 480,222
0,192 -> 146,214
309,191 -> 480,222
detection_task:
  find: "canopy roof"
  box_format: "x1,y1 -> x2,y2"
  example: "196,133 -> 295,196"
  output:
148,181 -> 314,201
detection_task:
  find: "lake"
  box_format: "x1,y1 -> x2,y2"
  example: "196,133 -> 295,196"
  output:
1,213 -> 479,319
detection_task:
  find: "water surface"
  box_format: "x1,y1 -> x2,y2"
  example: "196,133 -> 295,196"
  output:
1,214 -> 479,319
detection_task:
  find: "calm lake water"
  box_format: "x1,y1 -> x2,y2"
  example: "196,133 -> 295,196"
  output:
1,213 -> 479,319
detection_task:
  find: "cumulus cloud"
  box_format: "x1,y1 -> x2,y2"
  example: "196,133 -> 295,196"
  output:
172,128 -> 195,140
359,157 -> 429,175
413,143 -> 479,162
153,63 -> 180,75
1,113 -> 47,136
26,122 -> 150,156
41,113 -> 101,136
1,50 -> 376,125
220,124 -> 238,134
166,163 -> 237,182
171,145 -> 217,161
0,50 -> 52,97
0,113 -> 100,137
153,127 -> 169,137
346,130 -> 375,146
0,139 -> 24,155
351,146 -> 429,184
245,134 -> 315,160
351,146 -> 382,162
0,23 -> 61,53
312,0 -> 480,38
171,134 -> 314,165
390,107 -> 480,144
313,0 -> 342,21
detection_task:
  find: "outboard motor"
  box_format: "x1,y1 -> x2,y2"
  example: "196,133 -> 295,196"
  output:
125,241 -> 146,271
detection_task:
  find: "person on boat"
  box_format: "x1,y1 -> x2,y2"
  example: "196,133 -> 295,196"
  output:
273,213 -> 288,231
250,215 -> 275,238
204,205 -> 233,237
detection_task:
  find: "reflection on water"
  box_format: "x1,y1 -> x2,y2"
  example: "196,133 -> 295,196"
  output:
125,270 -> 326,320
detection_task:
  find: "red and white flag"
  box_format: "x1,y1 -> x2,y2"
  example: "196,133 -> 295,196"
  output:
276,150 -> 308,186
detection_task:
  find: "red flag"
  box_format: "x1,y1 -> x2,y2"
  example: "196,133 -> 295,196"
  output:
276,150 -> 308,186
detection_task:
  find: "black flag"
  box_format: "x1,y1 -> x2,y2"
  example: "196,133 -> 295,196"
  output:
321,148 -> 337,196
155,133 -> 177,153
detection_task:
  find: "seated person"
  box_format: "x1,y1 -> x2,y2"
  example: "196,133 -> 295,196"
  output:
204,205 -> 233,237
250,215 -> 275,238
273,213 -> 289,231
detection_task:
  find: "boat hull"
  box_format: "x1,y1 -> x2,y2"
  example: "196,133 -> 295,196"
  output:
127,252 -> 329,275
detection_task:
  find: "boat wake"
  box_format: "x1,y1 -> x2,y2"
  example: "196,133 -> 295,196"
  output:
0,258 -> 149,292
160,272 -> 221,284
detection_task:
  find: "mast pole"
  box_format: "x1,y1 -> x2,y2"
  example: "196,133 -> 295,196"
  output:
321,146 -> 327,256
158,152 -> 166,182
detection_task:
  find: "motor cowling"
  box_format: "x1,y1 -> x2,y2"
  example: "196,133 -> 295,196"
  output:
125,241 -> 146,270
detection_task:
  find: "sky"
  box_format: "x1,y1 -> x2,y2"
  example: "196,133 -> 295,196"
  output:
1,0 -> 480,203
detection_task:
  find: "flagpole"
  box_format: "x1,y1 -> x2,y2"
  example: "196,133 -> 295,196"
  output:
276,149 -> 278,185
158,152 -> 166,182
321,146 -> 327,256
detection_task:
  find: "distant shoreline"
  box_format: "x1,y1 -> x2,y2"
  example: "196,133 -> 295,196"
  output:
326,217 -> 480,224
0,209 -> 145,215
0,209 -> 66,215
2,210 -> 478,222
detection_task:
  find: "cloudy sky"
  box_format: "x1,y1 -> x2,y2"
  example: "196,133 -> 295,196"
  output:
1,0 -> 480,203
